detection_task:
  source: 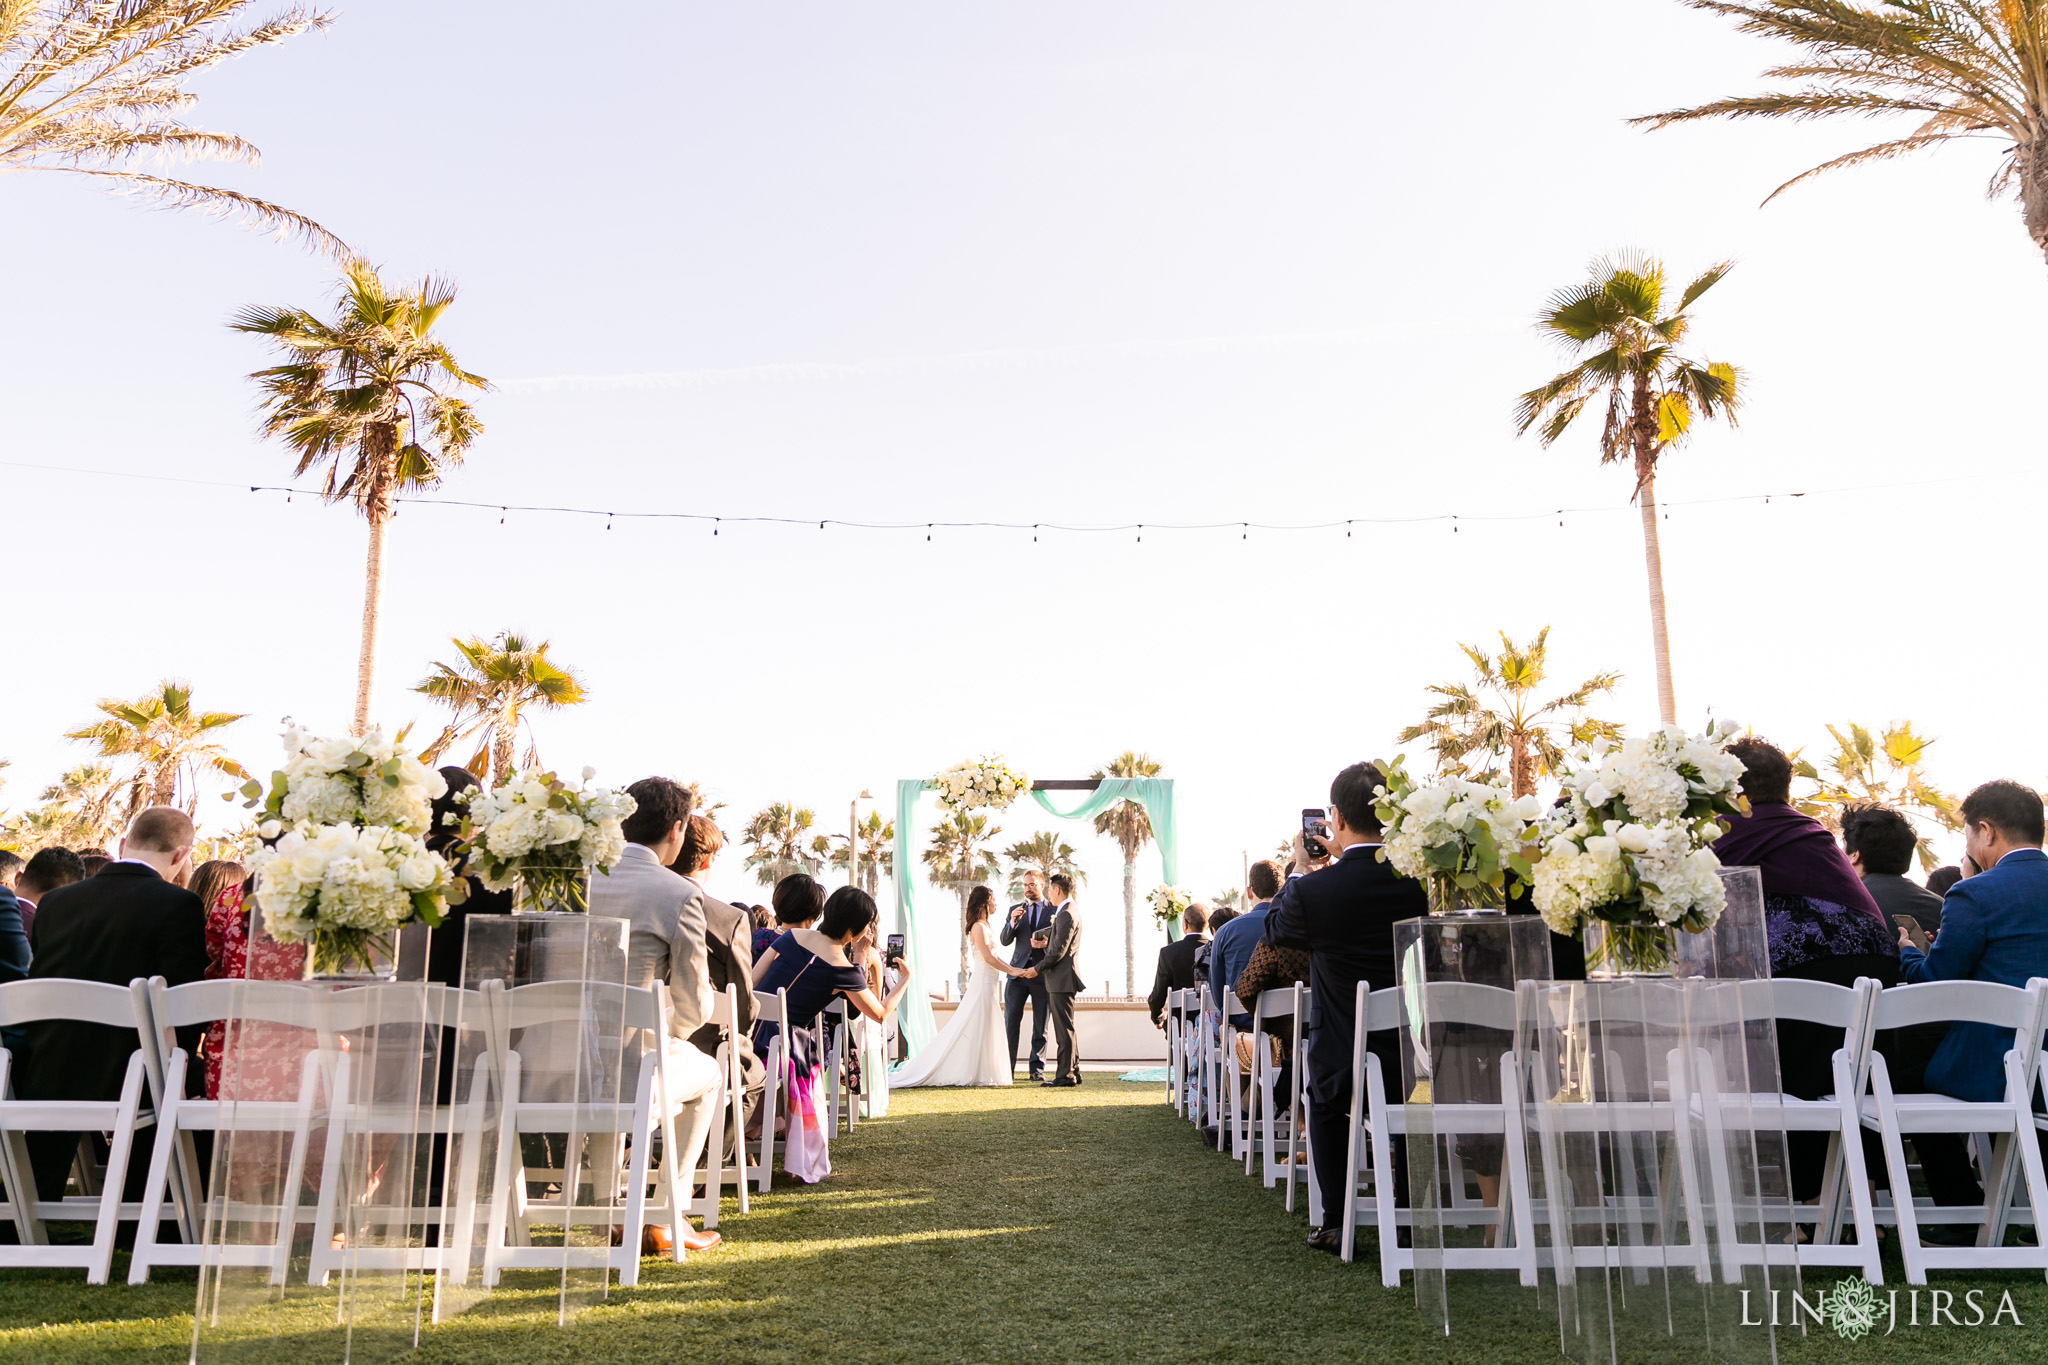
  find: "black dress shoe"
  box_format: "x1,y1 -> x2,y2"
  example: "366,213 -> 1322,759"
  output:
1041,1076 -> 1078,1088
1028,1070 -> 1046,1082
1306,1226 -> 1342,1256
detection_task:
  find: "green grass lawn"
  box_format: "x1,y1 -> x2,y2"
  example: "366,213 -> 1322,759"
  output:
3,1079 -> 2045,1362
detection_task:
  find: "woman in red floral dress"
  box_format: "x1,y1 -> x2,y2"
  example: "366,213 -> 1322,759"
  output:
201,880 -> 309,1101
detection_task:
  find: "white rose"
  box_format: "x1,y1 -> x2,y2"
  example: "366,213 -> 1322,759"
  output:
1584,835 -> 1621,863
1613,823 -> 1653,853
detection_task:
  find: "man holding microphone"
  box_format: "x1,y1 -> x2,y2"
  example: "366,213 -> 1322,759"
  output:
1001,870 -> 1055,1081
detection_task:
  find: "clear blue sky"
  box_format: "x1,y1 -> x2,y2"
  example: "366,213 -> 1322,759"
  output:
4,2 -> 2042,992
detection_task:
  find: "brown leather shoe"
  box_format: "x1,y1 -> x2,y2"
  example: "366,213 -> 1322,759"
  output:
679,1224 -> 721,1253
641,1224 -> 674,1256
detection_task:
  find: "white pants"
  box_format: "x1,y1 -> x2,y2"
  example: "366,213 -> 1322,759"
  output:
663,1037 -> 723,1200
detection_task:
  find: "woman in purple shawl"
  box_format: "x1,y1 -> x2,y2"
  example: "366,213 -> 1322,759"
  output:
1717,737 -> 1899,1203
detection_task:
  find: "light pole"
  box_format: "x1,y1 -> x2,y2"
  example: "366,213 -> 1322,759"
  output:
850,789 -> 874,891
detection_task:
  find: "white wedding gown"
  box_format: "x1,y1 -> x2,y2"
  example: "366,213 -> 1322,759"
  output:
889,920 -> 1013,1088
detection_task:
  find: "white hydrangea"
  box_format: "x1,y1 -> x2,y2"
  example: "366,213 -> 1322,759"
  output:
932,756 -> 1031,813
251,822 -> 456,944
1378,776 -> 1541,883
457,768 -> 637,892
266,724 -> 446,836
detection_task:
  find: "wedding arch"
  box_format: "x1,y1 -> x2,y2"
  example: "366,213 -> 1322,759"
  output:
890,775 -> 1179,1057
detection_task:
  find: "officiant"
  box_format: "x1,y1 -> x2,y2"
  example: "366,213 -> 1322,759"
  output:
1001,870 -> 1055,1081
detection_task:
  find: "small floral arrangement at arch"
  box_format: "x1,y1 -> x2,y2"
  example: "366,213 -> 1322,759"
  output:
1371,755 -> 1544,913
240,723 -> 447,836
248,822 -> 464,975
932,756 -> 1031,813
1147,884 -> 1194,928
448,766 -> 636,912
1531,721 -> 1748,972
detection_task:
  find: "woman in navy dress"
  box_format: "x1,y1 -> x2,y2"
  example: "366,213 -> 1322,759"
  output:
753,886 -> 912,1079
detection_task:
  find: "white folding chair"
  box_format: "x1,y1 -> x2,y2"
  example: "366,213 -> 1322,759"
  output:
0,977 -> 158,1283
1247,984 -> 1311,1208
1219,989 -> 1252,1162
126,977 -> 328,1285
821,997 -> 851,1137
1857,977 -> 2048,1283
687,984 -> 749,1228
751,987 -> 792,1194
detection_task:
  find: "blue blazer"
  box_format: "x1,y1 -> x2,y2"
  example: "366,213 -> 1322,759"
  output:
1897,847 -> 2048,1102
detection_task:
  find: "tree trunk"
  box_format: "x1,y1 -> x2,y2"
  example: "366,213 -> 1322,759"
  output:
1122,857 -> 1137,996
354,507 -> 388,736
492,709 -> 516,782
1630,375 -> 1677,725
2021,137 -> 2048,265
1508,735 -> 1535,798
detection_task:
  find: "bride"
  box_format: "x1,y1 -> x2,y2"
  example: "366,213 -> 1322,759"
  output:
890,886 -> 1034,1088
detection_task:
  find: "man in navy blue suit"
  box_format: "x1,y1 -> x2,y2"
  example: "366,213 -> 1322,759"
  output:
1266,761 -> 1429,1255
1001,869 -> 1055,1080
1898,780 -> 2048,1103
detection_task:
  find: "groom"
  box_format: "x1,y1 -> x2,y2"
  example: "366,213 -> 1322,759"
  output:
1033,872 -> 1084,1087
1002,870 -> 1055,1080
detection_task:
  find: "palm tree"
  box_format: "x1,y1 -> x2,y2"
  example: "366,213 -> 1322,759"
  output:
0,763 -> 126,851
1002,830 -> 1085,899
1792,721 -> 1962,871
811,810 -> 895,897
1514,253 -> 1744,724
0,2 -> 345,256
1635,3 -> 2048,265
415,631 -> 587,782
921,810 -> 1003,987
741,802 -> 819,887
234,259 -> 488,733
65,680 -> 247,820
1398,628 -> 1624,797
1090,750 -> 1161,996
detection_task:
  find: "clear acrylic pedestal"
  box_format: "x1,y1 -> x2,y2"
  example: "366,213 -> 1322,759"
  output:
1395,912 -> 1554,1336
433,912 -> 630,1327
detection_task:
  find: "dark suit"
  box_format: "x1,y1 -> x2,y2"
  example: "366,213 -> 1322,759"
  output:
687,884 -> 765,1130
1036,901 -> 1083,1083
1264,843 -> 1428,1218
1865,872 -> 1945,935
1147,933 -> 1206,1026
22,862 -> 207,1199
1001,900 -> 1054,1074
1899,848 -> 2048,1102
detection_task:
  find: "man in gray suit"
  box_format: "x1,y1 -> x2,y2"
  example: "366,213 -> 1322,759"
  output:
589,777 -> 725,1253
670,813 -> 764,1133
1032,872 -> 1084,1087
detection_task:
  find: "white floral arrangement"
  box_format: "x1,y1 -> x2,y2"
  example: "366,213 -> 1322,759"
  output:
240,723 -> 446,836
932,756 -> 1031,813
1147,883 -> 1194,928
450,766 -> 636,909
249,822 -> 463,974
1531,721 -> 1748,970
1372,756 -> 1543,911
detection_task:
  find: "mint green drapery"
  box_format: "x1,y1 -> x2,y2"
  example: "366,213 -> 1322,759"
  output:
890,777 -> 1179,1060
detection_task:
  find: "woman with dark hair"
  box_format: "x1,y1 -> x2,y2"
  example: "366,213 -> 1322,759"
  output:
890,885 -> 1033,1090
424,766 -> 515,987
755,872 -> 824,960
1715,735 -> 1899,1205
751,886 -> 911,1181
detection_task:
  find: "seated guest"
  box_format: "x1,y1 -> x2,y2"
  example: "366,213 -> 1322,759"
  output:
668,814 -> 764,1132
756,872 -> 824,960
21,808 -> 207,1203
0,851 -> 27,989
588,777 -> 726,1253
752,887 -> 911,1182
423,767 -> 514,988
1212,861 -> 1284,1030
1716,739 -> 1906,1205
1926,865 -> 1964,898
12,846 -> 85,941
1266,762 -> 1428,1255
1843,803 -> 1946,934
1146,901 -> 1209,1028
75,848 -> 111,878
196,860 -> 312,1101
0,850 -> 22,898
1195,905 -> 1237,983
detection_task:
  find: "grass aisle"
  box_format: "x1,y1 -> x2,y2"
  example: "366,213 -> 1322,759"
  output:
4,1079 -> 2045,1362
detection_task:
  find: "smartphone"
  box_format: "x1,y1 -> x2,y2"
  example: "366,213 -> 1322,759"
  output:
1302,807 -> 1331,860
1892,915 -> 1929,952
885,932 -> 906,961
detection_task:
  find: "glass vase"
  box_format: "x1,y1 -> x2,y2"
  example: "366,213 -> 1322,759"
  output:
1426,873 -> 1504,917
302,926 -> 399,980
1582,919 -> 1676,978
514,864 -> 592,914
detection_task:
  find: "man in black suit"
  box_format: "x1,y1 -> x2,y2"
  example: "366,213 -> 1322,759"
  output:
1265,761 -> 1427,1255
1033,872 -> 1084,1087
22,807 -> 208,1201
1146,901 -> 1209,1027
1001,869 -> 1055,1080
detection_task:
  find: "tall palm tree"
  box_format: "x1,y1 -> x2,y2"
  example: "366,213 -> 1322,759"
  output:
1091,750 -> 1161,996
1514,253 -> 1744,723
65,680 -> 247,820
234,259 -> 488,734
921,810 -> 1003,987
1398,628 -> 1624,797
810,810 -> 895,897
1792,720 -> 1962,870
741,802 -> 819,887
1635,2 -> 2048,265
415,631 -> 587,782
0,1 -> 345,256
1002,830 -> 1085,899
0,762 -> 125,851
